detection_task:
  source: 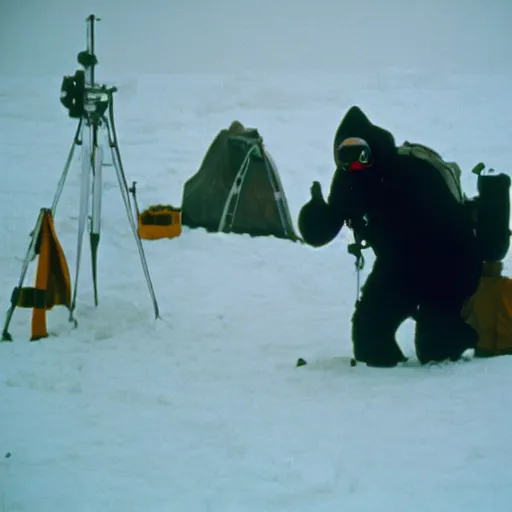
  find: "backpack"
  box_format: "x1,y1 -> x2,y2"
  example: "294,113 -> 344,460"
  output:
398,143 -> 512,357
397,141 -> 465,203
351,141 -> 511,270
397,141 -> 510,262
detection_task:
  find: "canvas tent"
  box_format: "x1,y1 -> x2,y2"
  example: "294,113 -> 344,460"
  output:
181,121 -> 299,241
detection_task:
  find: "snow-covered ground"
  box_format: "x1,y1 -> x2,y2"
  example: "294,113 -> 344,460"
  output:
2,4 -> 512,506
1,68 -> 511,512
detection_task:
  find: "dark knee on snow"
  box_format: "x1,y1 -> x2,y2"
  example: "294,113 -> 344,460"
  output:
352,302 -> 408,367
414,309 -> 478,365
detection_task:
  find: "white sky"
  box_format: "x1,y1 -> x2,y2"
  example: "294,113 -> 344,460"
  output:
1,0 -> 511,76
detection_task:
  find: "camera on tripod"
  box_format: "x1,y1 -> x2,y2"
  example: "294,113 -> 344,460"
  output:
60,47 -> 110,122
60,70 -> 85,119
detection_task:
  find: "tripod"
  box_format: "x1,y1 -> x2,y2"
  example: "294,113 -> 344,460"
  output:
53,87 -> 160,321
1,15 -> 159,342
54,14 -> 160,321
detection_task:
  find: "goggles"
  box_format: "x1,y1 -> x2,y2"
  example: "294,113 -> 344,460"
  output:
337,137 -> 372,171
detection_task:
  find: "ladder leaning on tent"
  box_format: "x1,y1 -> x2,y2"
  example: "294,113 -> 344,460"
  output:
218,141 -> 298,240
218,143 -> 259,233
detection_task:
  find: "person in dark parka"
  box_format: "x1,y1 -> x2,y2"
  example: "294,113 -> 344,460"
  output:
299,106 -> 482,367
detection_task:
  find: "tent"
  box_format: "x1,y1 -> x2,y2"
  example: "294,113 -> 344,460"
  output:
181,121 -> 300,241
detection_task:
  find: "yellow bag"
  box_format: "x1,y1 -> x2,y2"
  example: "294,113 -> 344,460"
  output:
138,205 -> 182,240
462,263 -> 512,357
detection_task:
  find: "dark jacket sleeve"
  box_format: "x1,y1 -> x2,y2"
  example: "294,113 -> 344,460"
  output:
298,168 -> 349,247
326,167 -> 352,221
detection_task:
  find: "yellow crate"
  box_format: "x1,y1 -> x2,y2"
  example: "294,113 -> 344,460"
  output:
138,205 -> 182,240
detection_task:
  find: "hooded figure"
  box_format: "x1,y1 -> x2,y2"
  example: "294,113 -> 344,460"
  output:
299,106 -> 482,367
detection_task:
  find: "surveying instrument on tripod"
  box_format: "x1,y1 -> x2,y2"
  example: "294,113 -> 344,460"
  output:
2,14 -> 159,342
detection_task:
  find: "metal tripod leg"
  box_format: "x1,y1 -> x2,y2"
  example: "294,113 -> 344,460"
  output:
1,209 -> 46,341
104,99 -> 160,319
69,125 -> 92,318
2,119 -> 84,340
90,143 -> 103,306
51,119 -> 83,217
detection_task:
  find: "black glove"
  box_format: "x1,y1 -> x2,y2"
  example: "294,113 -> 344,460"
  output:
310,181 -> 324,201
